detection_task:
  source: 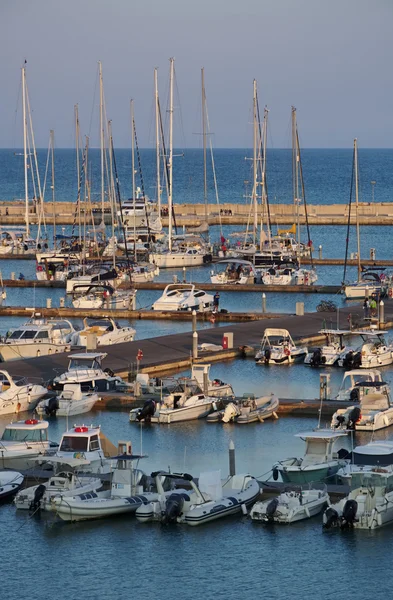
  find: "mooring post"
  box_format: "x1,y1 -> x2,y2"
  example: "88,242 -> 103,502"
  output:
192,331 -> 198,359
229,440 -> 236,476
318,245 -> 322,259
262,292 -> 266,313
203,370 -> 208,395
192,309 -> 197,332
379,300 -> 385,326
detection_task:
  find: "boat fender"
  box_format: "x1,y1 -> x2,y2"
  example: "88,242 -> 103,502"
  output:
284,347 -> 291,357
29,484 -> 46,512
241,503 -> 248,516
272,467 -> 279,481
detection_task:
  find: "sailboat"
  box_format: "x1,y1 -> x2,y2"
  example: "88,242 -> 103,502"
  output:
149,59 -> 212,268
343,139 -> 386,299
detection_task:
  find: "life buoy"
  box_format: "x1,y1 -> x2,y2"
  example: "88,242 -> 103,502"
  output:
74,426 -> 89,433
284,347 -> 291,357
25,419 -> 38,425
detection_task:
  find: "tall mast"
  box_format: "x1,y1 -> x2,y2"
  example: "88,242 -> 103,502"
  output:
292,106 -> 301,246
168,58 -> 174,252
202,67 -> 208,224
131,99 -> 137,262
354,138 -> 361,279
99,61 -> 105,223
252,79 -> 258,246
154,68 -> 161,214
22,64 -> 29,235
50,130 -> 56,248
75,104 -> 82,247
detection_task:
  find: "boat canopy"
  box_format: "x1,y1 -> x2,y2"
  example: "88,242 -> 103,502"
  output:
263,328 -> 292,339
295,430 -> 349,441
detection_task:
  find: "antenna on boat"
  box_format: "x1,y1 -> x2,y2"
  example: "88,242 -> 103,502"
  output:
183,446 -> 187,471
140,421 -> 143,456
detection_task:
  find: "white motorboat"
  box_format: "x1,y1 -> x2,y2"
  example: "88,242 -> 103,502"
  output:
304,329 -> 354,367
250,486 -> 328,523
272,430 -> 350,484
337,441 -> 393,486
53,424 -> 117,474
295,268 -> 318,285
136,470 -> 260,526
0,419 -> 52,470
51,352 -> 126,393
14,459 -> 102,511
71,283 -> 136,310
210,259 -> 259,285
0,370 -> 47,416
323,468 -> 393,530
0,315 -> 74,361
130,380 -> 215,424
51,442 -> 164,521
335,369 -> 383,401
36,252 -> 82,282
261,265 -> 296,285
0,470 -> 24,502
36,384 -> 99,417
149,245 -> 212,269
152,284 -> 214,312
255,328 -> 307,365
332,381 -> 393,431
72,317 -> 136,347
191,364 -> 234,398
358,331 -> 393,368
207,394 -> 279,424
66,266 -> 119,293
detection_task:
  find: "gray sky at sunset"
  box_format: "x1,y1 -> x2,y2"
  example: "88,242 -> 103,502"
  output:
0,0 -> 391,148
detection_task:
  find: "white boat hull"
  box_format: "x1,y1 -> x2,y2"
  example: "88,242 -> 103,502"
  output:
52,491 -> 162,521
151,402 -> 213,424
0,342 -> 71,362
149,252 -> 207,268
250,490 -> 328,523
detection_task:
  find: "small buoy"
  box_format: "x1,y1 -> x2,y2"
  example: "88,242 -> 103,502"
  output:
241,503 -> 248,516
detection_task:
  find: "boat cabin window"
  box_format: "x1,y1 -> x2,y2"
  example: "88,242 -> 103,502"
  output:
351,472 -> 393,493
194,291 -> 204,298
20,330 -> 37,340
59,435 -> 88,452
35,330 -> 50,340
8,330 -> 24,340
89,435 -> 100,451
69,358 -> 101,370
1,427 -> 48,443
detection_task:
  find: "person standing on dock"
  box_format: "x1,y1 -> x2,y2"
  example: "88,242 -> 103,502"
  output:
213,292 -> 220,312
363,298 -> 370,319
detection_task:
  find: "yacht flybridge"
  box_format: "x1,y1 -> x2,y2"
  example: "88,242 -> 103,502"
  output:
72,317 -> 136,347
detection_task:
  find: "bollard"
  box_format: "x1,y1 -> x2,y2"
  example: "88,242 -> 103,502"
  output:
46,298 -> 52,309
192,309 -> 197,332
11,272 -> 15,281
131,293 -> 136,310
262,292 -> 266,314
192,331 -> 198,359
173,274 -> 178,284
229,440 -> 236,476
380,300 -> 385,325
365,286 -> 369,298
318,245 -> 322,259
59,297 -> 65,308
296,302 -> 304,316
183,266 -> 186,283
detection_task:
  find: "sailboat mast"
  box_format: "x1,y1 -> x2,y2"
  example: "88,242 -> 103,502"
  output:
22,65 -> 29,236
354,138 -> 361,279
202,67 -> 208,224
131,99 -> 137,262
99,61 -> 105,223
292,106 -> 300,246
50,130 -> 56,248
75,104 -> 82,247
168,58 -> 174,252
154,68 -> 161,214
252,79 -> 258,246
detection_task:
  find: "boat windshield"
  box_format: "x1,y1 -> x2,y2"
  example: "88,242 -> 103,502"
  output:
1,428 -> 48,442
59,436 -> 89,452
7,330 -> 24,340
69,358 -> 101,370
351,472 -> 393,492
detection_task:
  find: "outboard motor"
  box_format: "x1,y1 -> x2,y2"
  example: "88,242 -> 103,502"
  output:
163,493 -> 185,524
136,399 -> 156,423
334,414 -> 347,429
264,348 -> 271,365
349,388 -> 360,403
310,348 -> 322,367
45,396 -> 59,417
222,402 -> 239,423
347,406 -> 361,430
29,484 -> 46,512
343,351 -> 354,369
341,499 -> 358,528
352,352 -> 362,369
104,367 -> 115,378
272,467 -> 279,481
265,497 -> 279,521
323,507 -> 339,529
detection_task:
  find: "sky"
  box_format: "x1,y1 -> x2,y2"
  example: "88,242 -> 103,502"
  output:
0,0 -> 392,149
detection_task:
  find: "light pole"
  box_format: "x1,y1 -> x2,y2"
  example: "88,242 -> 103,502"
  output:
371,180 -> 376,203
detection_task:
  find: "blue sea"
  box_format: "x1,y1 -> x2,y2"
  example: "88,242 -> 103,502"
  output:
1,148 -> 393,600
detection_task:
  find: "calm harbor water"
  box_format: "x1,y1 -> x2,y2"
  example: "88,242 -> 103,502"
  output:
0,148 -> 393,599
